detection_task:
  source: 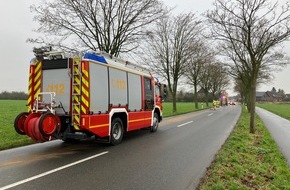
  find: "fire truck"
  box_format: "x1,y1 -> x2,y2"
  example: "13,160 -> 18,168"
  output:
219,90 -> 228,106
14,47 -> 164,145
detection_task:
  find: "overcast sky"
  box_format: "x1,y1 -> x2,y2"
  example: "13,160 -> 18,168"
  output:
1,0 -> 290,95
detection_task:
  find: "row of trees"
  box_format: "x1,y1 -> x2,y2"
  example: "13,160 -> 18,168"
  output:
166,90 -> 223,103
30,0 -> 290,133
0,91 -> 27,100
208,0 -> 290,133
142,13 -> 230,111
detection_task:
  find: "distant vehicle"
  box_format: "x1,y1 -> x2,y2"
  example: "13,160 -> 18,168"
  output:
14,47 -> 166,145
219,90 -> 228,106
229,101 -> 236,105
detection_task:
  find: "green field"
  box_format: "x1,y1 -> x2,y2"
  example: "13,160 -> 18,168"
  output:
257,103 -> 290,120
0,100 -> 33,150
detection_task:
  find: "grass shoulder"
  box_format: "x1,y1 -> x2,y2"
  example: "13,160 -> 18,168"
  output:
198,107 -> 290,189
162,102 -> 211,117
257,102 -> 290,120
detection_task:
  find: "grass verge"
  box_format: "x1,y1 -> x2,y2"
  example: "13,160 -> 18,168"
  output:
162,102 -> 211,117
257,103 -> 290,120
198,107 -> 290,189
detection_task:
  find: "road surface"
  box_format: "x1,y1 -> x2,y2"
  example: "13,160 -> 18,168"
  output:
0,105 -> 241,190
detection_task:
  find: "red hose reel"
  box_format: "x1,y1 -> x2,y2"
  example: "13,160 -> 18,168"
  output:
14,112 -> 60,142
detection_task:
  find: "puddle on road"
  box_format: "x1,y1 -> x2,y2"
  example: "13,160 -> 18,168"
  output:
0,141 -> 104,168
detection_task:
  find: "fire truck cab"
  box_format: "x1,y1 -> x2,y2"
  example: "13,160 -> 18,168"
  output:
14,47 -> 164,145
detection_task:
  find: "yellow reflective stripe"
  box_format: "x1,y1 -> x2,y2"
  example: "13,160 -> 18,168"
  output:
35,62 -> 41,73
74,115 -> 80,123
74,106 -> 80,113
144,117 -> 152,121
82,70 -> 88,78
74,86 -> 80,94
81,86 -> 89,97
74,67 -> 79,74
28,96 -> 31,103
28,87 -> 32,94
81,105 -> 86,114
82,79 -> 89,88
82,97 -> 89,107
34,88 -> 40,99
73,124 -> 80,130
128,117 -> 152,123
90,123 -> 109,129
74,76 -> 80,84
35,80 -> 41,90
35,71 -> 41,82
74,97 -> 79,104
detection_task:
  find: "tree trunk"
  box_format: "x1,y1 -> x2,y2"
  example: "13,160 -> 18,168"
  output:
194,83 -> 198,109
249,79 -> 257,134
205,91 -> 209,107
172,93 -> 177,113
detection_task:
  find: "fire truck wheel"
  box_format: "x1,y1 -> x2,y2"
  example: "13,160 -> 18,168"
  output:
150,113 -> 159,133
14,112 -> 29,135
110,118 -> 124,145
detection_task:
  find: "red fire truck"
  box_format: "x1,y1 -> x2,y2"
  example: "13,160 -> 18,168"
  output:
14,47 -> 165,145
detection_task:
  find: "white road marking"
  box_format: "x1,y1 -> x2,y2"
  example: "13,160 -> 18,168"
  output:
0,151 -> 109,190
177,121 -> 193,128
208,113 -> 214,116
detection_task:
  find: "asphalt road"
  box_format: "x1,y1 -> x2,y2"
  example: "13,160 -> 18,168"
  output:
0,105 -> 241,190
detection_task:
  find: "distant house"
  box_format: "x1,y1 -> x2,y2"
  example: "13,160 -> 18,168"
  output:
271,91 -> 284,102
285,94 -> 290,101
256,91 -> 287,102
256,92 -> 266,101
197,87 -> 206,99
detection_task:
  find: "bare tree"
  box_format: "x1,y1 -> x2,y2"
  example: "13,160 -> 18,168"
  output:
208,62 -> 230,100
231,56 -> 273,111
29,0 -> 166,56
199,62 -> 212,107
199,61 -> 230,105
207,0 -> 290,133
143,13 -> 202,113
184,40 -> 214,109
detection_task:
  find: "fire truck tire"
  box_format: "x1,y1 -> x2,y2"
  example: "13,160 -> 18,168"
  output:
14,112 -> 29,135
150,113 -> 159,133
38,113 -> 59,136
110,117 -> 124,145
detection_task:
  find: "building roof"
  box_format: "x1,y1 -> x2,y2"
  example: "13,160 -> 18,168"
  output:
256,91 -> 265,97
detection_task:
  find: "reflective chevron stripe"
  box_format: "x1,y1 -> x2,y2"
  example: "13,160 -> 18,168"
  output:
81,61 -> 90,114
27,61 -> 42,111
